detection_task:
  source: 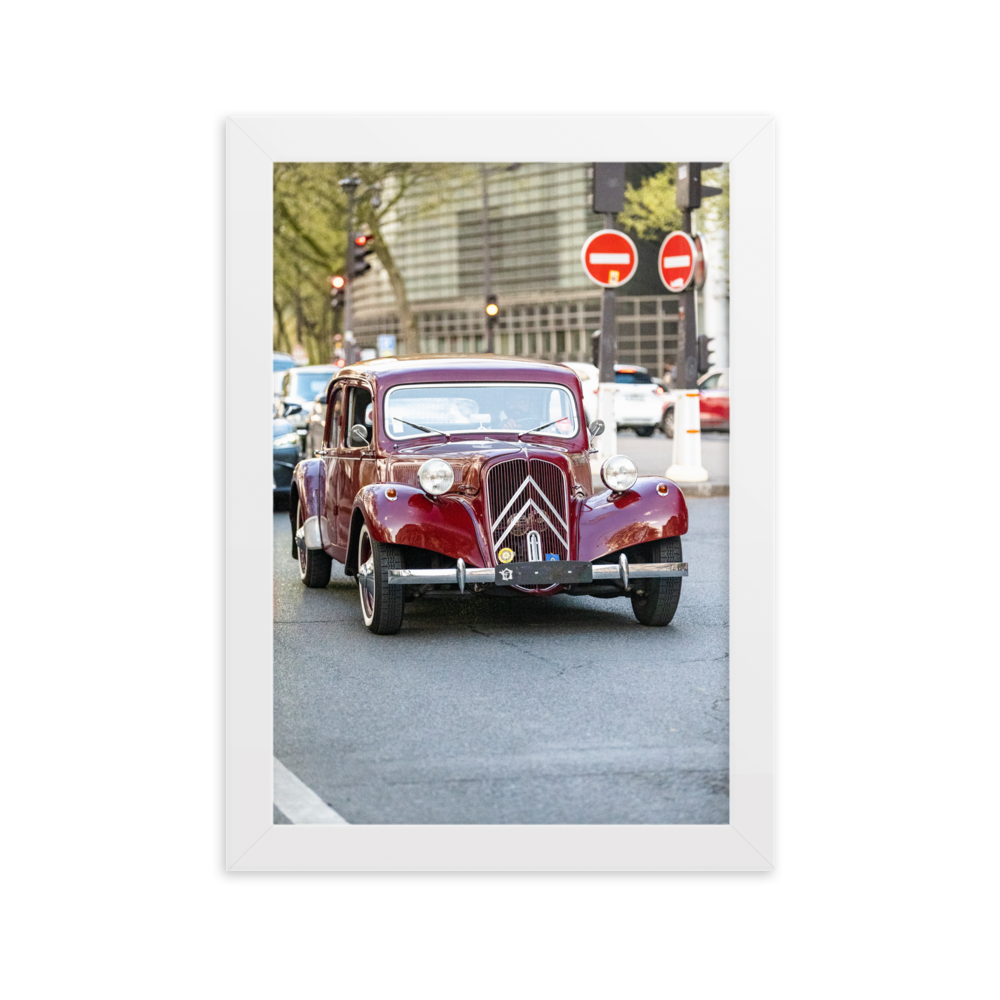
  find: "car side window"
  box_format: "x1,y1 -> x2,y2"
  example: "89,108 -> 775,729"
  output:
282,372 -> 291,396
343,386 -> 374,449
699,373 -> 721,390
324,388 -> 343,448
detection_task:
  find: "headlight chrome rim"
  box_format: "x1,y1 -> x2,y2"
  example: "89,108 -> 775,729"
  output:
600,454 -> 638,493
417,458 -> 455,496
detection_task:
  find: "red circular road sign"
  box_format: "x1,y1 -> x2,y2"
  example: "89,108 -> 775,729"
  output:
657,231 -> 697,292
581,229 -> 638,287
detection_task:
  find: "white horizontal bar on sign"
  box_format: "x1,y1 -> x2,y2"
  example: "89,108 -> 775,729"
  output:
589,252 -> 631,264
661,255 -> 692,268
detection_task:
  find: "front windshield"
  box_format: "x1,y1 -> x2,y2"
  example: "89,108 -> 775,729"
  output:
384,382 -> 579,440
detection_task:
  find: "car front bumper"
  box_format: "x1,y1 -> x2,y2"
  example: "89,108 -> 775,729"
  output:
385,553 -> 687,591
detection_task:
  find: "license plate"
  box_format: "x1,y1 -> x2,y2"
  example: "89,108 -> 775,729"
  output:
506,561 -> 594,586
626,393 -> 645,401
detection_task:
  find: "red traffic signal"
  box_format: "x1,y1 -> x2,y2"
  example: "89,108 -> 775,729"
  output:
330,275 -> 345,289
353,234 -> 373,248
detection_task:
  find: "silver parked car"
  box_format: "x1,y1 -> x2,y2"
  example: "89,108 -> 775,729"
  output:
275,365 -> 337,448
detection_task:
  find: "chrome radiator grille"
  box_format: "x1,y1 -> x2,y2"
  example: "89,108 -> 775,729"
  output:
485,458 -> 569,563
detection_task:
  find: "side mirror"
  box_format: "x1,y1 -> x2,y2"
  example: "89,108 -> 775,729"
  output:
283,402 -> 303,417
589,419 -> 605,437
349,423 -> 370,447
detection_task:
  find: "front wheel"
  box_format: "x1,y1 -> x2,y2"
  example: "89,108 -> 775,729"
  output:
635,426 -> 655,437
296,504 -> 332,588
630,535 -> 682,627
662,408 -> 675,438
357,523 -> 405,635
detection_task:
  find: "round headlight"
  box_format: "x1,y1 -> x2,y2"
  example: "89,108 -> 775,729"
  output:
600,454 -> 638,493
417,458 -> 455,496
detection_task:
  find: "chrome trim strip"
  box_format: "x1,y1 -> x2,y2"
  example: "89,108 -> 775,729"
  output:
490,477 -> 530,531
386,560 -> 689,586
491,498 -> 569,553
591,562 -> 688,579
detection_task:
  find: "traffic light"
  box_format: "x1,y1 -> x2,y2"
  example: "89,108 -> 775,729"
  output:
329,274 -> 345,309
697,334 -> 713,375
485,294 -> 499,319
348,233 -> 375,278
675,163 -> 724,210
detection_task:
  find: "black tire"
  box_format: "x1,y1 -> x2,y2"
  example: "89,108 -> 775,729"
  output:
630,535 -> 682,627
635,426 -> 655,437
662,408 -> 675,438
296,503 -> 332,588
357,523 -> 405,635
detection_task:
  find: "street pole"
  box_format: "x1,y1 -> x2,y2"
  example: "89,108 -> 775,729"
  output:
344,185 -> 357,344
481,164 -> 496,354
666,169 -> 710,482
596,210 -> 619,467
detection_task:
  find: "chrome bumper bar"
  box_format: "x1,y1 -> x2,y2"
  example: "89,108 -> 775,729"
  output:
387,553 -> 687,592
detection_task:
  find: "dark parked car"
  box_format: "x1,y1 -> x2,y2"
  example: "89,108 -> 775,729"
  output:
289,357 -> 689,634
273,413 -> 301,509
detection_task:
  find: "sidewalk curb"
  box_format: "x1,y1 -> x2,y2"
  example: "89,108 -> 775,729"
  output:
675,482 -> 729,498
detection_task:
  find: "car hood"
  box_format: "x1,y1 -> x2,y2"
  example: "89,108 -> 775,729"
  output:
388,439 -> 584,494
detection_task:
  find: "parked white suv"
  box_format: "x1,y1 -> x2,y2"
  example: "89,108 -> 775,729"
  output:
561,362 -> 667,436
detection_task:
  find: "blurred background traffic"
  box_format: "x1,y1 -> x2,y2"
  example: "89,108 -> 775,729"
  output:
272,162 -> 730,501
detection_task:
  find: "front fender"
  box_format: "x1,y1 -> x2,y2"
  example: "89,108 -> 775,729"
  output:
290,458 -> 326,550
576,477 -> 688,563
355,484 -> 489,568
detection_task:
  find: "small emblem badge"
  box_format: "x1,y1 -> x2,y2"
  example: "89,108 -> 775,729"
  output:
498,547 -> 515,564
545,553 -> 560,561
500,568 -> 513,582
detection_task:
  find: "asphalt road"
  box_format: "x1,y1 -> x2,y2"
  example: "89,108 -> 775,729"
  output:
273,483 -> 729,825
616,427 -> 729,482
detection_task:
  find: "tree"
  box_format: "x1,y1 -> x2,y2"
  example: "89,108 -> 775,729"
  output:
273,162 -> 469,361
619,163 -> 729,245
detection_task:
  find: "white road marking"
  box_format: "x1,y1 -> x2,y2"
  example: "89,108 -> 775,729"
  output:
661,254 -> 692,268
273,756 -> 349,824
589,252 -> 631,264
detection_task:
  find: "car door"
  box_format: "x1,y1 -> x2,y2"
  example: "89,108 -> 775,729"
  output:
321,386 -> 345,557
336,383 -> 375,548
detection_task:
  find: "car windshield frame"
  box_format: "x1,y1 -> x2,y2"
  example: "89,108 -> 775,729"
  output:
382,381 -> 580,442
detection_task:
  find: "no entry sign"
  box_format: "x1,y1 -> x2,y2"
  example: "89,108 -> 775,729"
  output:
581,229 -> 638,287
657,231 -> 697,292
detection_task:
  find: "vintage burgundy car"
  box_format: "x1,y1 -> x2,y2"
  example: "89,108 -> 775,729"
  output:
289,357 -> 689,634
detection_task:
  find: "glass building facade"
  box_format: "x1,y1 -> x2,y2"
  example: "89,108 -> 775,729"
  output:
351,163 -> 681,374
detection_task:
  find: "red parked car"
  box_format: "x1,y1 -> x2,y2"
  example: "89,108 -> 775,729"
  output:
661,368 -> 730,437
289,357 -> 689,634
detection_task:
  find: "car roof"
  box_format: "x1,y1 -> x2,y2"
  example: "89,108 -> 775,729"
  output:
334,355 -> 583,389
288,365 -> 337,374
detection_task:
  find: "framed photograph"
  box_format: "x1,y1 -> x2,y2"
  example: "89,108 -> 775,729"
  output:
217,112 -> 781,873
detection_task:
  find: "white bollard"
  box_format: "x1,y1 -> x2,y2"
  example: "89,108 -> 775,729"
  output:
592,381 -> 619,480
665,389 -> 709,482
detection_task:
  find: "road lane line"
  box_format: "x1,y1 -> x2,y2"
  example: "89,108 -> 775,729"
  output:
273,757 -> 349,824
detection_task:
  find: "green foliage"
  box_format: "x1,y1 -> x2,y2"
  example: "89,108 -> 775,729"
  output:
619,163 -> 683,240
619,163 -> 729,243
273,162 -> 469,360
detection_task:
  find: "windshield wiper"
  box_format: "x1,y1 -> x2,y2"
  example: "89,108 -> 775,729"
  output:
398,418 -> 450,441
517,418 -> 564,439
